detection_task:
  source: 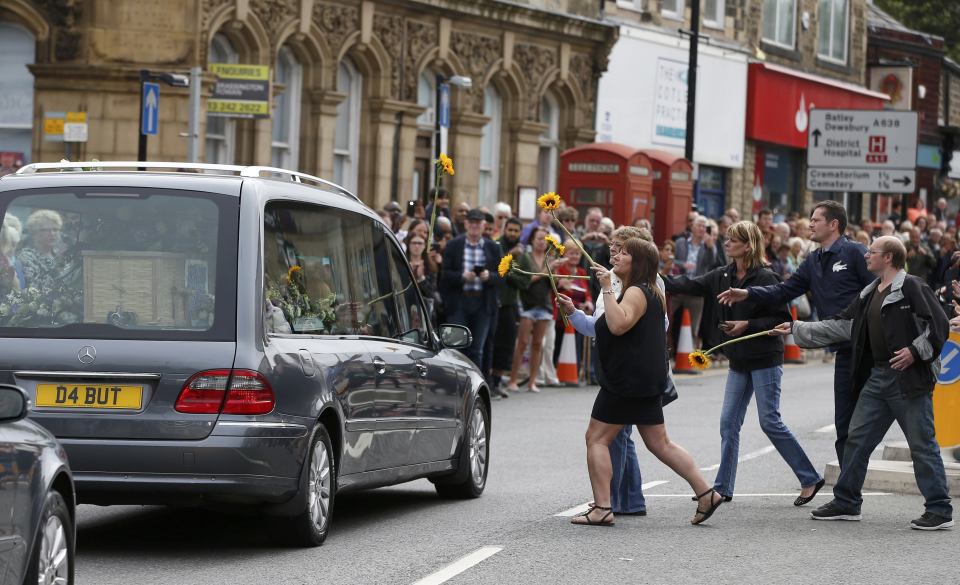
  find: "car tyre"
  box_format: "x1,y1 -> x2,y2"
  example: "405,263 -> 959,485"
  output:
288,425 -> 336,547
434,398 -> 489,499
24,490 -> 74,585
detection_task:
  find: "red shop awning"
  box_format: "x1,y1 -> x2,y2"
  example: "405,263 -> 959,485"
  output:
746,62 -> 889,149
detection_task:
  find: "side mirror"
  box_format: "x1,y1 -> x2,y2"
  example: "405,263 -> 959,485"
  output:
0,385 -> 29,423
439,324 -> 472,350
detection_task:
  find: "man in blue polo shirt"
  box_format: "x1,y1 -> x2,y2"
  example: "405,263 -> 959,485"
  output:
718,200 -> 874,466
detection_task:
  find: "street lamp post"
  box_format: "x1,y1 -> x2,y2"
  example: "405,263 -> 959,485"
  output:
433,74 -> 472,190
138,69 -> 190,162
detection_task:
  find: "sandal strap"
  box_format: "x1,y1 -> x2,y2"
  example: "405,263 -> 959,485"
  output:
695,488 -> 715,500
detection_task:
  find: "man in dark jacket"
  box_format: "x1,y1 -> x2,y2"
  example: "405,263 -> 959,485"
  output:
719,200 -> 873,465
441,209 -> 503,368
774,236 -> 953,529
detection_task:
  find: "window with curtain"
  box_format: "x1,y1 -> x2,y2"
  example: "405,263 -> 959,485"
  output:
817,0 -> 848,63
205,34 -> 238,165
704,0 -> 725,27
478,86 -> 502,210
271,47 -> 303,169
333,59 -> 362,195
0,22 -> 35,172
538,94 -> 560,194
762,0 -> 797,49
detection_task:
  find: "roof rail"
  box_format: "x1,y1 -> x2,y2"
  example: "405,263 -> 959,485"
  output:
14,161 -> 361,203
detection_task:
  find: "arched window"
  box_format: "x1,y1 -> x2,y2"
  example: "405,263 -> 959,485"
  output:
333,58 -> 361,194
538,94 -> 560,193
205,34 -> 238,165
413,71 -> 438,200
0,22 -> 35,172
478,85 -> 502,209
271,46 -> 303,169
417,71 -> 436,130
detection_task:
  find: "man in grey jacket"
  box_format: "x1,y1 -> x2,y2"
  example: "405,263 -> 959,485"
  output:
672,215 -> 717,347
772,236 -> 953,529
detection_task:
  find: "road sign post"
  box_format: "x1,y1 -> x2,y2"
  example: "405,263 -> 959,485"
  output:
138,71 -> 161,162
806,109 -> 919,194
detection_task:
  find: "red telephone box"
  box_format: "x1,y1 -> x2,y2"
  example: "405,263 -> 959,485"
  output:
643,149 -> 694,245
557,143 -> 654,227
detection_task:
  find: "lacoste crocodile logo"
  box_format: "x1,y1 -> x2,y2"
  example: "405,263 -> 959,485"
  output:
832,262 -> 848,273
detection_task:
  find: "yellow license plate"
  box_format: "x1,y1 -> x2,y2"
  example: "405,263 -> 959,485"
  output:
35,384 -> 143,409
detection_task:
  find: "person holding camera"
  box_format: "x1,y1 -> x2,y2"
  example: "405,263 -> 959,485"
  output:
440,209 -> 503,368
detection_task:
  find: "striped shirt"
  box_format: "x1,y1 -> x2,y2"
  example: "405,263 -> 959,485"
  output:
463,239 -> 486,292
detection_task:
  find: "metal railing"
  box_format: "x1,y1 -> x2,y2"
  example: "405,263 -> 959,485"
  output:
13,161 -> 361,203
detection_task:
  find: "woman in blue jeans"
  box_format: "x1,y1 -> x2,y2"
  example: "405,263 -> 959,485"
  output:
662,221 -> 824,504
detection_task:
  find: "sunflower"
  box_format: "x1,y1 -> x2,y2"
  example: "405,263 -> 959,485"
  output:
287,265 -> 303,281
498,254 -> 513,278
544,234 -> 566,257
537,192 -> 561,211
438,153 -> 455,176
688,350 -> 712,370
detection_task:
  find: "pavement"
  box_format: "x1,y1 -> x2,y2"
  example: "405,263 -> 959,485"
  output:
75,362 -> 959,585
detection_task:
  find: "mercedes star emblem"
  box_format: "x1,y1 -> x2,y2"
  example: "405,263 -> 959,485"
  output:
78,345 -> 97,364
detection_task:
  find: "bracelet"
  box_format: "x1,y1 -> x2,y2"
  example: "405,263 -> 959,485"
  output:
602,289 -> 615,295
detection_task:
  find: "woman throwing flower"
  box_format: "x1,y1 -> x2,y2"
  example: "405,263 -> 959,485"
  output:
573,237 -> 724,527
661,221 -> 824,505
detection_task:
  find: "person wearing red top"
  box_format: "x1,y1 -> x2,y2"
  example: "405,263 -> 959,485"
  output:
554,240 -> 594,370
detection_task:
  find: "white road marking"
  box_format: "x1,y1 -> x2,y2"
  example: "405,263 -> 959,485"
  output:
643,492 -> 890,498
700,445 -> 777,471
815,424 -> 836,433
554,481 -> 670,517
411,547 -> 503,585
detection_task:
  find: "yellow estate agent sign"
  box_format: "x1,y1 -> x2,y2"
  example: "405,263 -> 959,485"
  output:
207,64 -> 270,119
934,331 -> 960,447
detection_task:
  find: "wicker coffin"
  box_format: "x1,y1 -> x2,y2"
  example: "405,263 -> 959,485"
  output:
82,250 -> 188,326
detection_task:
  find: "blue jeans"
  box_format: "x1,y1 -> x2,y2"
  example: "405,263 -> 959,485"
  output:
833,366 -> 953,517
609,425 -> 645,513
834,350 -> 856,465
449,295 -> 492,368
714,365 -> 821,497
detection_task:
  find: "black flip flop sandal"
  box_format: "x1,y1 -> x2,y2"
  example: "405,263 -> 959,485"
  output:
571,505 -> 615,527
691,488 -> 723,525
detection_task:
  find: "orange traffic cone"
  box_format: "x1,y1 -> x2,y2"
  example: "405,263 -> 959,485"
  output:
784,304 -> 805,364
557,321 -> 580,385
673,308 -> 699,374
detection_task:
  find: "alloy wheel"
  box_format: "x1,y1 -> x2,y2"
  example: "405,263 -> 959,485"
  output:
308,439 -> 332,532
38,514 -> 69,585
469,405 -> 488,489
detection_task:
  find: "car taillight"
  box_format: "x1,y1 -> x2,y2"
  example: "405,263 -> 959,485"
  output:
222,370 -> 274,415
175,369 -> 274,415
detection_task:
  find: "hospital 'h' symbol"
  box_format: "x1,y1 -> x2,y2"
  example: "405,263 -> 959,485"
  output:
869,136 -> 886,154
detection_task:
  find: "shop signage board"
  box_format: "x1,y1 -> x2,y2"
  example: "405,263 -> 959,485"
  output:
207,64 -> 270,118
806,109 -> 918,193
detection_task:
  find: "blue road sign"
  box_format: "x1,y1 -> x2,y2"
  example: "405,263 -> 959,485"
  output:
938,339 -> 960,385
142,82 -> 160,136
439,83 -> 450,128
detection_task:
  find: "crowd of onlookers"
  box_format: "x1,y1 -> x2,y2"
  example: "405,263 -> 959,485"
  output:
376,188 -> 960,398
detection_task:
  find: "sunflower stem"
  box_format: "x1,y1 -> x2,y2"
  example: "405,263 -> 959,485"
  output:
551,211 -> 598,266
704,329 -> 776,355
542,255 -> 569,327
426,163 -> 442,252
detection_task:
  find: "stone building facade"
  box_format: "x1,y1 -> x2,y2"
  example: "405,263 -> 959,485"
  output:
0,0 -> 616,211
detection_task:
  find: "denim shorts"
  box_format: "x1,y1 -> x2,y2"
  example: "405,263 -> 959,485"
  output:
520,307 -> 553,321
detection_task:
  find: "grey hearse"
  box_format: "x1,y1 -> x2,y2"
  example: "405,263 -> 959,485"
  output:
0,162 -> 491,546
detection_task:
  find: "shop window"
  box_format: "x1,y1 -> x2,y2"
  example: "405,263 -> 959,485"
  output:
271,47 -> 303,169
478,86 -> 502,210
762,0 -> 797,49
762,147 -> 801,219
0,22 -> 35,174
817,0 -> 848,64
205,34 -> 238,165
704,0 -> 725,28
334,58 -> 362,194
696,166 -> 726,220
538,94 -> 560,194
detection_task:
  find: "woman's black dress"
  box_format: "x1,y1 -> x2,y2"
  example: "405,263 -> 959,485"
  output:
592,285 -> 668,425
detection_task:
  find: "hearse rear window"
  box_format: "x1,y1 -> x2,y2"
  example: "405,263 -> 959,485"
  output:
0,187 -> 238,340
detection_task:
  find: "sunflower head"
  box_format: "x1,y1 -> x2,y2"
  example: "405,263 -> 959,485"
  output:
688,350 -> 712,371
498,254 -> 513,278
287,265 -> 303,281
537,192 -> 562,211
545,234 -> 565,257
438,153 -> 455,176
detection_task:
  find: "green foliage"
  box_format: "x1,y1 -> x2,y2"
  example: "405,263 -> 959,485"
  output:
874,0 -> 960,63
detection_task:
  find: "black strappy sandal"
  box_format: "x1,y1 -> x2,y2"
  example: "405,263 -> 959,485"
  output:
570,504 -> 615,527
794,478 -> 826,507
691,488 -> 723,525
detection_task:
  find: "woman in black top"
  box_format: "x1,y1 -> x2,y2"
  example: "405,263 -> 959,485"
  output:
662,221 -> 823,505
572,238 -> 724,527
